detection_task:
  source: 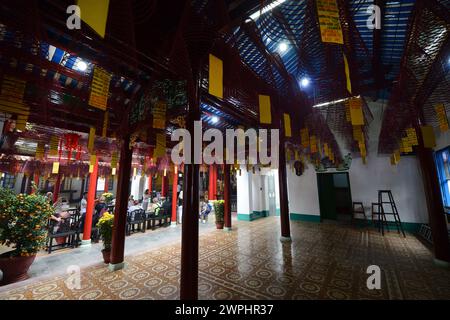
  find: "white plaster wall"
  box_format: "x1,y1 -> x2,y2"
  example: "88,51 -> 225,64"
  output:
284,99 -> 429,223
287,163 -> 321,216
340,99 -> 428,223
251,173 -> 267,212
237,168 -> 252,215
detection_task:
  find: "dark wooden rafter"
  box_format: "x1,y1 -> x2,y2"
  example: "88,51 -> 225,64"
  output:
372,0 -> 386,100
271,7 -> 315,78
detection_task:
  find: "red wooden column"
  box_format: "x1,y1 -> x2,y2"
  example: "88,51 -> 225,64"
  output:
104,175 -> 109,193
223,164 -> 232,231
277,111 -> 291,242
110,135 -> 133,270
208,165 -> 217,200
415,123 -> 450,265
33,173 -> 39,189
82,156 -> 99,245
171,166 -> 178,225
52,174 -> 62,203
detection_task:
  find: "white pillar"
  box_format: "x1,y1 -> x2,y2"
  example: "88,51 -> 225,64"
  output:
237,167 -> 252,221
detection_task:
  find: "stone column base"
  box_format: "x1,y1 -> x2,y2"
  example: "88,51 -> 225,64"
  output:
280,236 -> 292,243
224,227 -> 232,231
80,239 -> 91,247
171,222 -> 177,227
109,262 -> 126,271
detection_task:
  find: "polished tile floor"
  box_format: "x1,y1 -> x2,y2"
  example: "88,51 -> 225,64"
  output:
1,217 -> 450,300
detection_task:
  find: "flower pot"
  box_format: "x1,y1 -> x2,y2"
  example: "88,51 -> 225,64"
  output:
101,249 -> 111,264
0,253 -> 36,286
216,222 -> 224,230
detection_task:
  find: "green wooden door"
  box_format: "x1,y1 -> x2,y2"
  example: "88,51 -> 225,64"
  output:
317,173 -> 337,220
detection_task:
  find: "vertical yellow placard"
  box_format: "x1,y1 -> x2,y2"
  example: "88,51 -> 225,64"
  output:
153,101 -> 167,129
421,126 -> 436,148
16,115 -> 28,131
435,104 -> 449,132
35,142 -> 44,160
344,54 -> 352,94
316,0 -> 344,44
88,127 -> 96,153
154,133 -> 166,158
52,162 -> 60,174
89,66 -> 111,111
208,54 -> 223,99
283,113 -> 292,137
49,136 -> 59,157
406,127 -> 418,146
77,0 -> 110,38
350,98 -> 364,126
111,151 -> 118,169
301,128 -> 309,148
259,95 -> 272,124
310,135 -> 317,153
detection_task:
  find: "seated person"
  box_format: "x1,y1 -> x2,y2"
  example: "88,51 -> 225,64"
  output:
160,197 -> 171,215
148,197 -> 160,214
199,195 -> 211,224
80,192 -> 88,215
128,195 -> 135,208
128,200 -> 142,213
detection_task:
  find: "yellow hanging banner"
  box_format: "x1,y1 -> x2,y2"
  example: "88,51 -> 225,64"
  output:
49,136 -> 59,157
35,142 -> 45,160
88,127 -> 96,153
77,0 -> 110,38
88,66 -> 111,111
283,113 -> 292,137
208,54 -> 223,99
154,133 -> 166,158
316,0 -> 344,44
345,100 -> 351,122
0,76 -> 29,116
301,128 -> 310,148
153,101 -> 167,130
259,95 -> 272,124
401,137 -> 413,153
393,150 -> 400,164
310,135 -> 317,153
406,127 -> 419,146
421,126 -> 436,148
16,115 -> 28,131
353,125 -> 364,143
349,97 -> 364,126
343,54 -> 352,94
435,104 -> 449,132
111,151 -> 118,169
52,162 -> 60,174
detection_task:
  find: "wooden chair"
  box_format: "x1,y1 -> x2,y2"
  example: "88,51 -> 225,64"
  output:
46,211 -> 81,254
145,208 -> 167,230
126,209 -> 146,235
351,202 -> 369,225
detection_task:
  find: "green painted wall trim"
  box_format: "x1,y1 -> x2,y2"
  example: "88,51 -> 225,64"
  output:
275,208 -> 280,216
353,219 -> 422,233
289,213 -> 321,222
237,211 -> 269,221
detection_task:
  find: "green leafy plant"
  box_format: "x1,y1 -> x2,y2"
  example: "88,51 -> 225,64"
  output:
0,188 -> 54,257
213,200 -> 225,223
96,212 -> 114,251
102,192 -> 114,204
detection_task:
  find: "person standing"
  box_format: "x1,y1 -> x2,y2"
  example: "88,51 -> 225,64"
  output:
142,189 -> 150,212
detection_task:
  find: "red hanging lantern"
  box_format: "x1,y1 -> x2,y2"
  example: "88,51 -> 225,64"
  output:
63,133 -> 80,162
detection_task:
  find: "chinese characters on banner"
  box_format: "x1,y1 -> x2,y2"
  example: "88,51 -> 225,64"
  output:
435,104 -> 449,132
89,66 -> 112,111
316,0 -> 344,44
152,101 -> 167,130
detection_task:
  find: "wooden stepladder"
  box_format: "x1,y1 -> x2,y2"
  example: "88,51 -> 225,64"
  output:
377,190 -> 406,237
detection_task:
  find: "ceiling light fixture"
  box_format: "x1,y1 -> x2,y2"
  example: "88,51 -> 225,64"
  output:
300,77 -> 310,88
75,60 -> 88,72
249,0 -> 287,21
211,116 -> 219,124
278,42 -> 288,53
312,95 -> 361,108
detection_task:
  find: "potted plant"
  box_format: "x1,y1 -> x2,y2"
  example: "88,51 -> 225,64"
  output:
0,188 -> 54,286
213,200 -> 225,229
102,193 -> 114,205
96,212 -> 114,264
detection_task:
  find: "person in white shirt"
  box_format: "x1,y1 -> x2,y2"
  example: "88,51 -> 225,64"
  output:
80,192 -> 87,214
